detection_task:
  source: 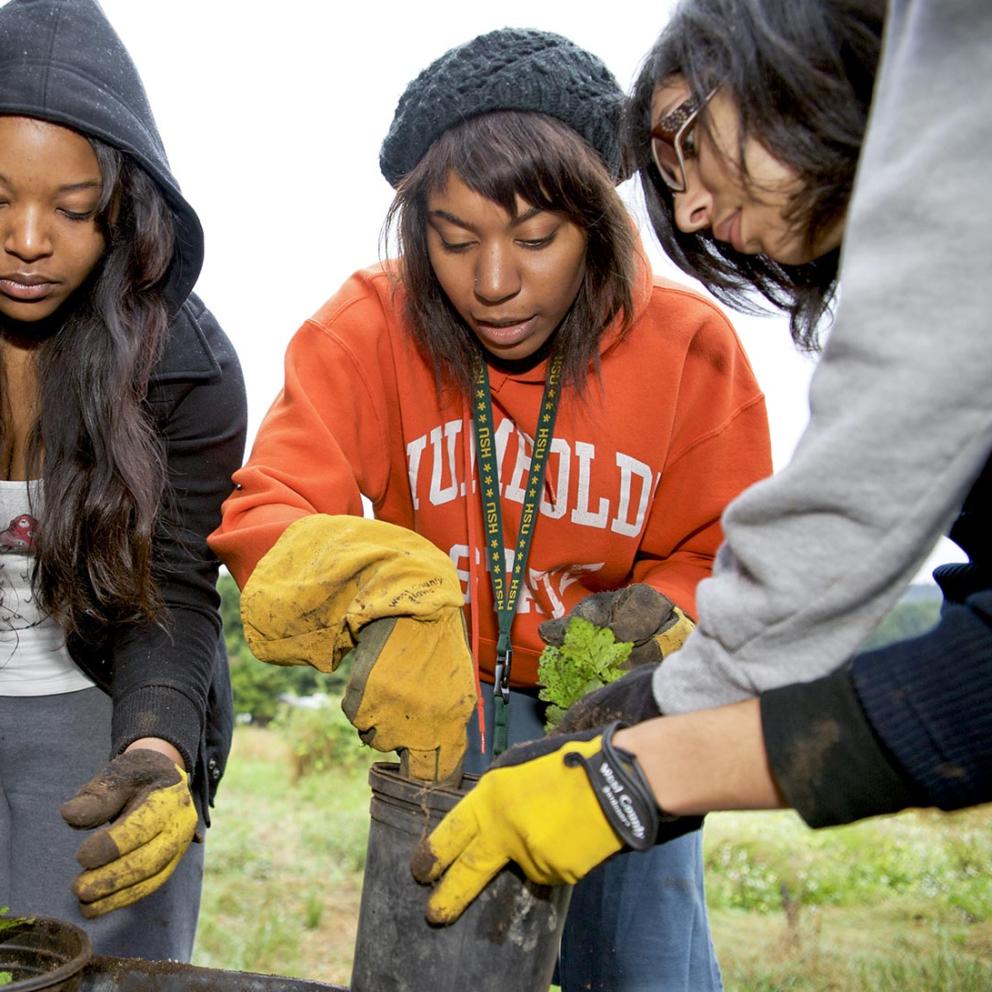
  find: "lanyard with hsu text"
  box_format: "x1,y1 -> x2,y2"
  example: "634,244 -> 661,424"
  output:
471,351 -> 563,755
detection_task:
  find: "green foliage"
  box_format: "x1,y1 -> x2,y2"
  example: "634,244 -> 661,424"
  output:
853,950 -> 992,992
862,591 -> 941,650
0,906 -> 29,986
194,726 -> 373,979
219,573 -> 348,724
273,696 -> 371,780
537,616 -> 632,729
703,809 -> 992,920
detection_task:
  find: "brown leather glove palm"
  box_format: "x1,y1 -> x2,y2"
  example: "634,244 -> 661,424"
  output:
539,584 -> 694,668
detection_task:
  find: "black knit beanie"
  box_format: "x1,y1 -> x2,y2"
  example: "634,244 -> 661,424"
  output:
379,28 -> 625,187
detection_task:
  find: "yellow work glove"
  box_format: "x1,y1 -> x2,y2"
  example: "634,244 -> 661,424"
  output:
60,749 -> 198,918
539,584 -> 695,667
411,724 -> 692,925
241,514 -> 476,782
341,613 -> 475,783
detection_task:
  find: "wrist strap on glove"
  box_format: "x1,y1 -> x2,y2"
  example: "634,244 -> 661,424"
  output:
563,721 -> 660,851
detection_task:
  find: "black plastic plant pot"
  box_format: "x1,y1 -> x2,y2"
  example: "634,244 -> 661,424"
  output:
0,916 -> 92,991
351,762 -> 572,992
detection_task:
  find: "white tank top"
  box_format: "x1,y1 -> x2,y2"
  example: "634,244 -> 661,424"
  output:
0,479 -> 95,696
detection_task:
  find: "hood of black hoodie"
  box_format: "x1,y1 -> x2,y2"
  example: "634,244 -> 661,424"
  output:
0,0 -> 203,312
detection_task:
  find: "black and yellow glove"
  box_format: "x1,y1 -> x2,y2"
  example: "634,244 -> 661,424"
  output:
411,723 -> 694,925
539,584 -> 694,667
60,749 -> 198,918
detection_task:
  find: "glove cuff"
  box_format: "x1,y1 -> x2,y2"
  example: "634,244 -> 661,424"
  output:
563,722 -> 663,851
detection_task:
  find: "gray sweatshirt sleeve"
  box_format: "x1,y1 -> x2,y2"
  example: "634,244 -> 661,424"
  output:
654,0 -> 992,714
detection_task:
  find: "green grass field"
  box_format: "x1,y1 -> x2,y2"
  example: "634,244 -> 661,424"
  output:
193,724 -> 992,991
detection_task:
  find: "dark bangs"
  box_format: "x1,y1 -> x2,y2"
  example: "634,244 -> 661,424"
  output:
626,0 -> 884,350
384,111 -> 636,393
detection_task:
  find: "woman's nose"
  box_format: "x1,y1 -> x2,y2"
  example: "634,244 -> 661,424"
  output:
3,206 -> 53,262
474,243 -> 521,305
672,165 -> 714,235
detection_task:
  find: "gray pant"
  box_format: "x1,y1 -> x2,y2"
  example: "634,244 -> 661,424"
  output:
0,687 -> 204,960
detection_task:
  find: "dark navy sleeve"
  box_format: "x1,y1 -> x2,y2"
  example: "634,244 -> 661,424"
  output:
761,584 -> 992,827
850,587 -> 992,812
760,663 -> 918,828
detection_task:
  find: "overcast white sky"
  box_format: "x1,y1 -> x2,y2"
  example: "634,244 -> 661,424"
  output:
95,0 -> 961,580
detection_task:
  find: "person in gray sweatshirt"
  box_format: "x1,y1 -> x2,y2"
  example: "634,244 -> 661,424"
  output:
410,0 -> 992,926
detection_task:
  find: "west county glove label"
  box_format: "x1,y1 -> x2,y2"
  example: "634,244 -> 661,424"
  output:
564,726 -> 659,851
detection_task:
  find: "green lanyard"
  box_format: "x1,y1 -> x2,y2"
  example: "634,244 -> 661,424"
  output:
471,351 -> 563,755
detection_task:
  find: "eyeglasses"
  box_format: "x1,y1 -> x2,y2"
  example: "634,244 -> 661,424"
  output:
650,89 -> 716,193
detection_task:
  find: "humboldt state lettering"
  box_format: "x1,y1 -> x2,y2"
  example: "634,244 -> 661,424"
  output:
406,417 -> 658,537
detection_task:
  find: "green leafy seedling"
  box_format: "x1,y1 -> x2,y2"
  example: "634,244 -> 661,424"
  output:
537,616 -> 633,730
0,904 -> 34,985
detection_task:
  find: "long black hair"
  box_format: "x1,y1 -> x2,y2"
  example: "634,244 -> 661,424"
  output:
384,111 -> 637,393
15,137 -> 175,639
627,0 -> 885,349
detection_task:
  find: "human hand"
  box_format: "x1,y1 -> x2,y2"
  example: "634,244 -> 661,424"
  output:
539,583 -> 694,668
60,748 -> 198,917
411,723 -> 669,924
341,611 -> 476,784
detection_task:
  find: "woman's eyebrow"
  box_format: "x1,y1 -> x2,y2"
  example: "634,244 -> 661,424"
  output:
428,208 -> 473,230
511,206 -> 544,226
0,173 -> 101,191
428,205 -> 547,231
58,179 -> 102,193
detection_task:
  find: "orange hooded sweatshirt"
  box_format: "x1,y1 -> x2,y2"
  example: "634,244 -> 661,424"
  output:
210,253 -> 771,689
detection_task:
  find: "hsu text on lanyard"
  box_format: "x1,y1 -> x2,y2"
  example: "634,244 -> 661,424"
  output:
471,350 -> 563,755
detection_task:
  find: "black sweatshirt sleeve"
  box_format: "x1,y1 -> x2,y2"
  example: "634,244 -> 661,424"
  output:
109,299 -> 247,773
760,663 -> 918,828
761,587 -> 992,828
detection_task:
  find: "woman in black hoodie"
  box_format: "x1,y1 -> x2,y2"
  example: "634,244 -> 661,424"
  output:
0,0 -> 246,960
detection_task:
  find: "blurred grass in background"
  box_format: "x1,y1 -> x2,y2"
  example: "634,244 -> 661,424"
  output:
193,712 -> 992,991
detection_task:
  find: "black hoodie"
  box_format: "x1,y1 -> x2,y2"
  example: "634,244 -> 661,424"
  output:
0,0 -> 247,820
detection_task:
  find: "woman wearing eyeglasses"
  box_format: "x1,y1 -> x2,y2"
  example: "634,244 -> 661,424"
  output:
623,0 -> 992,741
410,0 -> 992,938
631,0 -> 872,345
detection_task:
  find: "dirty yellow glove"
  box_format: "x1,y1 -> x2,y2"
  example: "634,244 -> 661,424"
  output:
240,514 -> 476,782
60,750 -> 198,918
412,724 -> 672,925
342,613 -> 475,783
539,584 -> 694,666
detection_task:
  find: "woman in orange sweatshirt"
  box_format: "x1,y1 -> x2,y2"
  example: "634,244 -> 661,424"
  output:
211,28 -> 770,992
